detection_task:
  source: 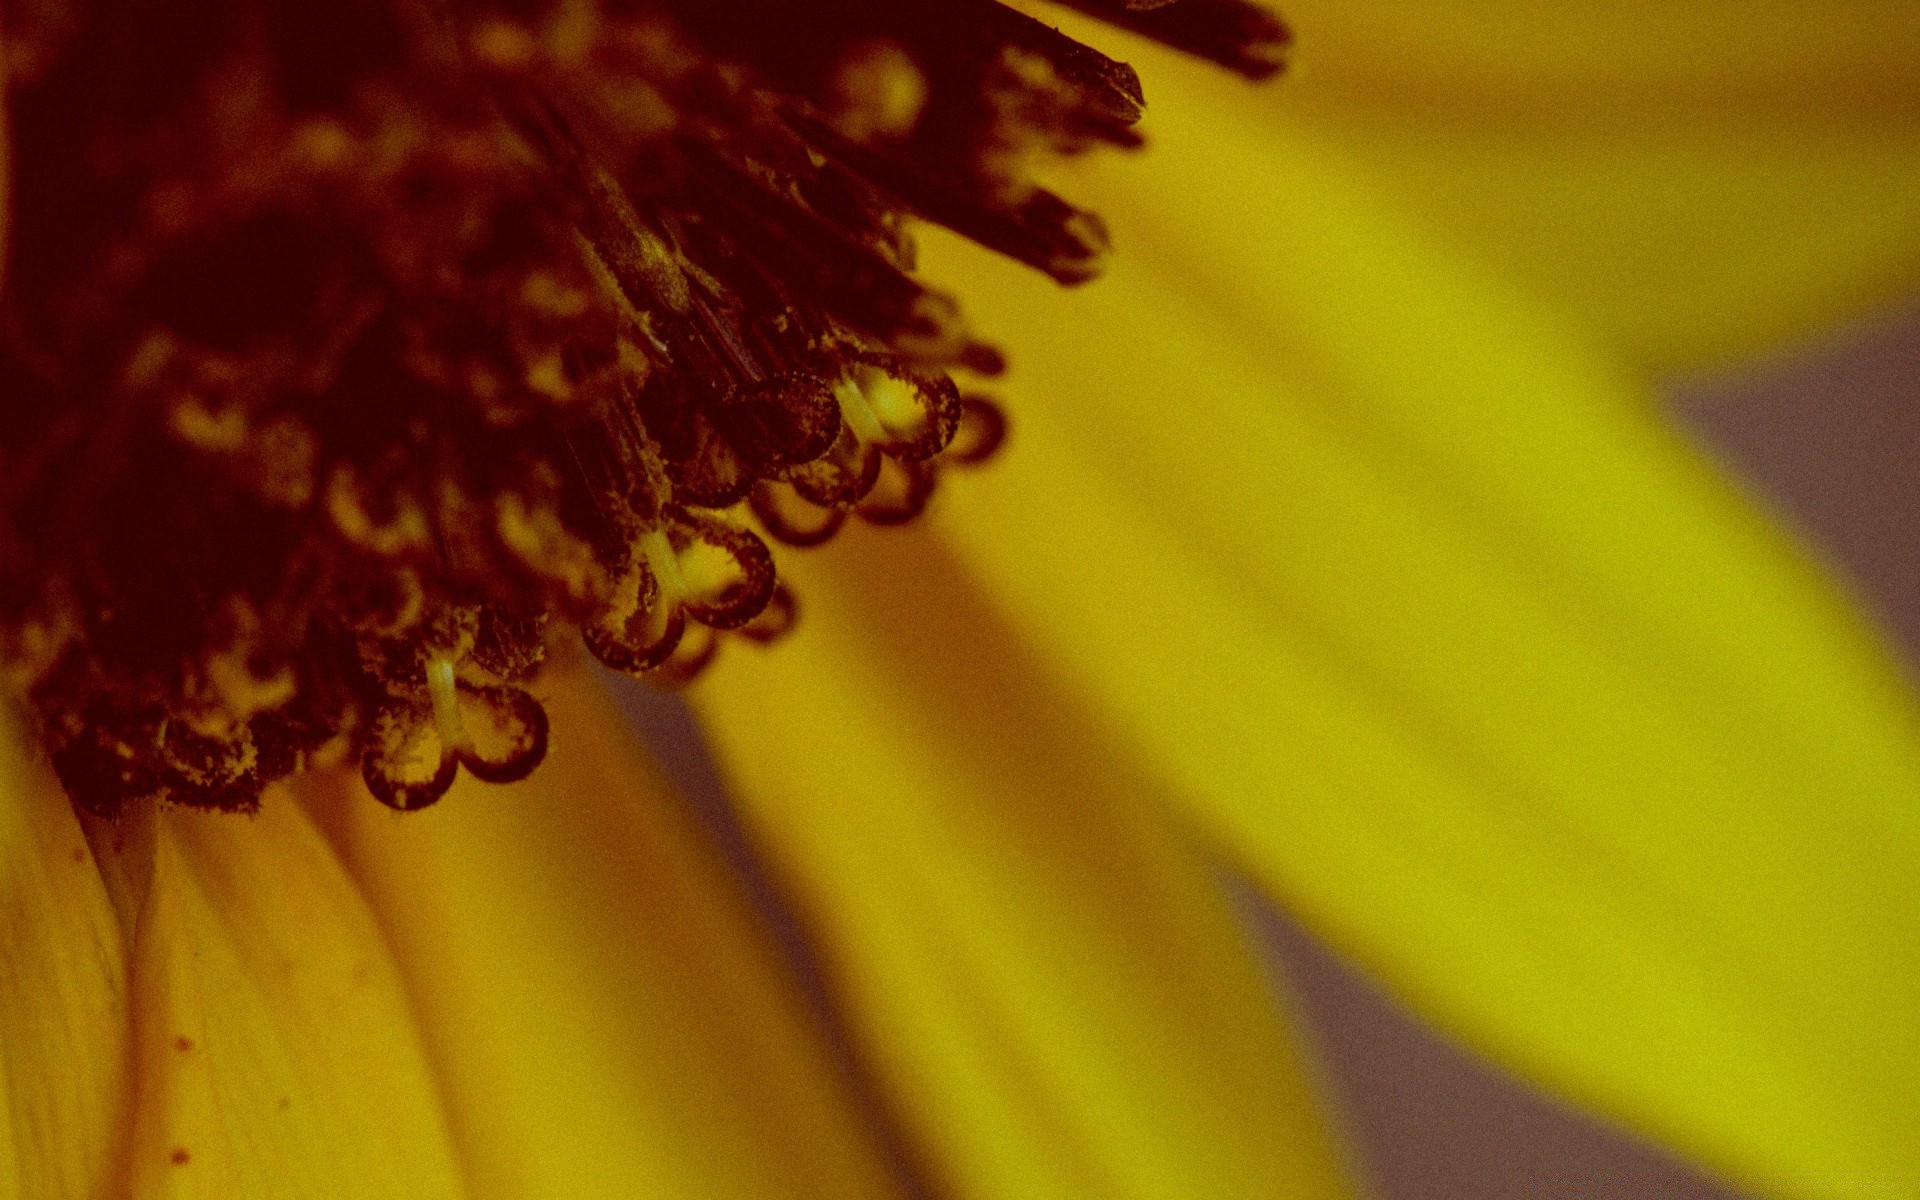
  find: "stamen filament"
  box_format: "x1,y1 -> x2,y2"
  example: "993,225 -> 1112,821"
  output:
641,529 -> 688,642
427,657 -> 471,756
836,377 -> 892,446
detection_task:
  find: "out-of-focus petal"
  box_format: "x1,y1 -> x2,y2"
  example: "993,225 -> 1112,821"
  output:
305,656 -> 903,1200
1070,7 -> 1920,371
1272,0 -> 1920,118
917,95 -> 1920,1194
0,718 -> 129,1199
1278,120 -> 1920,375
693,535 -> 1356,1200
109,796 -> 467,1199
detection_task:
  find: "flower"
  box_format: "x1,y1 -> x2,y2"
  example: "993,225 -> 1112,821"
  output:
3,3 -> 1920,1200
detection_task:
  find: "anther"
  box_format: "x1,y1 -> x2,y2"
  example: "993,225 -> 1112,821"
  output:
944,394 -> 1010,466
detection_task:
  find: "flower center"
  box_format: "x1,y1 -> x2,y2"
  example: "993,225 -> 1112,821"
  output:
0,0 -> 1288,818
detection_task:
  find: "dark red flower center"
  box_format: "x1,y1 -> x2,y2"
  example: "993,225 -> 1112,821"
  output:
0,0 -> 1287,817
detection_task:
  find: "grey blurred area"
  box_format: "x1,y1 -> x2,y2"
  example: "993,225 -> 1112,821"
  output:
615,297 -> 1920,1199
1673,296 -> 1920,673
1249,895 -> 1739,1200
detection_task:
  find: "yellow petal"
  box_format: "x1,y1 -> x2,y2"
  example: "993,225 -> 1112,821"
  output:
693,534 -> 1356,1200
918,96 -> 1920,1194
305,655 -> 901,1200
1071,7 -> 1920,371
109,795 -> 468,1200
1272,0 -> 1920,118
0,717 -> 129,1200
1281,118 -> 1920,375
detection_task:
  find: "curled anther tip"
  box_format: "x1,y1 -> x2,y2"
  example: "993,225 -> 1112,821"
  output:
583,600 -> 687,676
453,683 -> 550,784
944,394 -> 1009,467
1041,204 -> 1113,288
672,512 -> 777,630
892,292 -> 971,364
786,429 -> 884,510
647,624 -> 720,689
749,479 -> 846,548
362,745 -> 460,812
958,343 -> 1008,378
857,457 -> 936,527
737,584 -> 798,645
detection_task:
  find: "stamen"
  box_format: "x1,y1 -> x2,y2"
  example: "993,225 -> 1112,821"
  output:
0,0 -> 1286,815
363,642 -> 550,809
454,683 -> 550,784
749,481 -> 848,548
944,394 -> 1012,467
857,457 -> 936,527
738,583 -> 799,644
